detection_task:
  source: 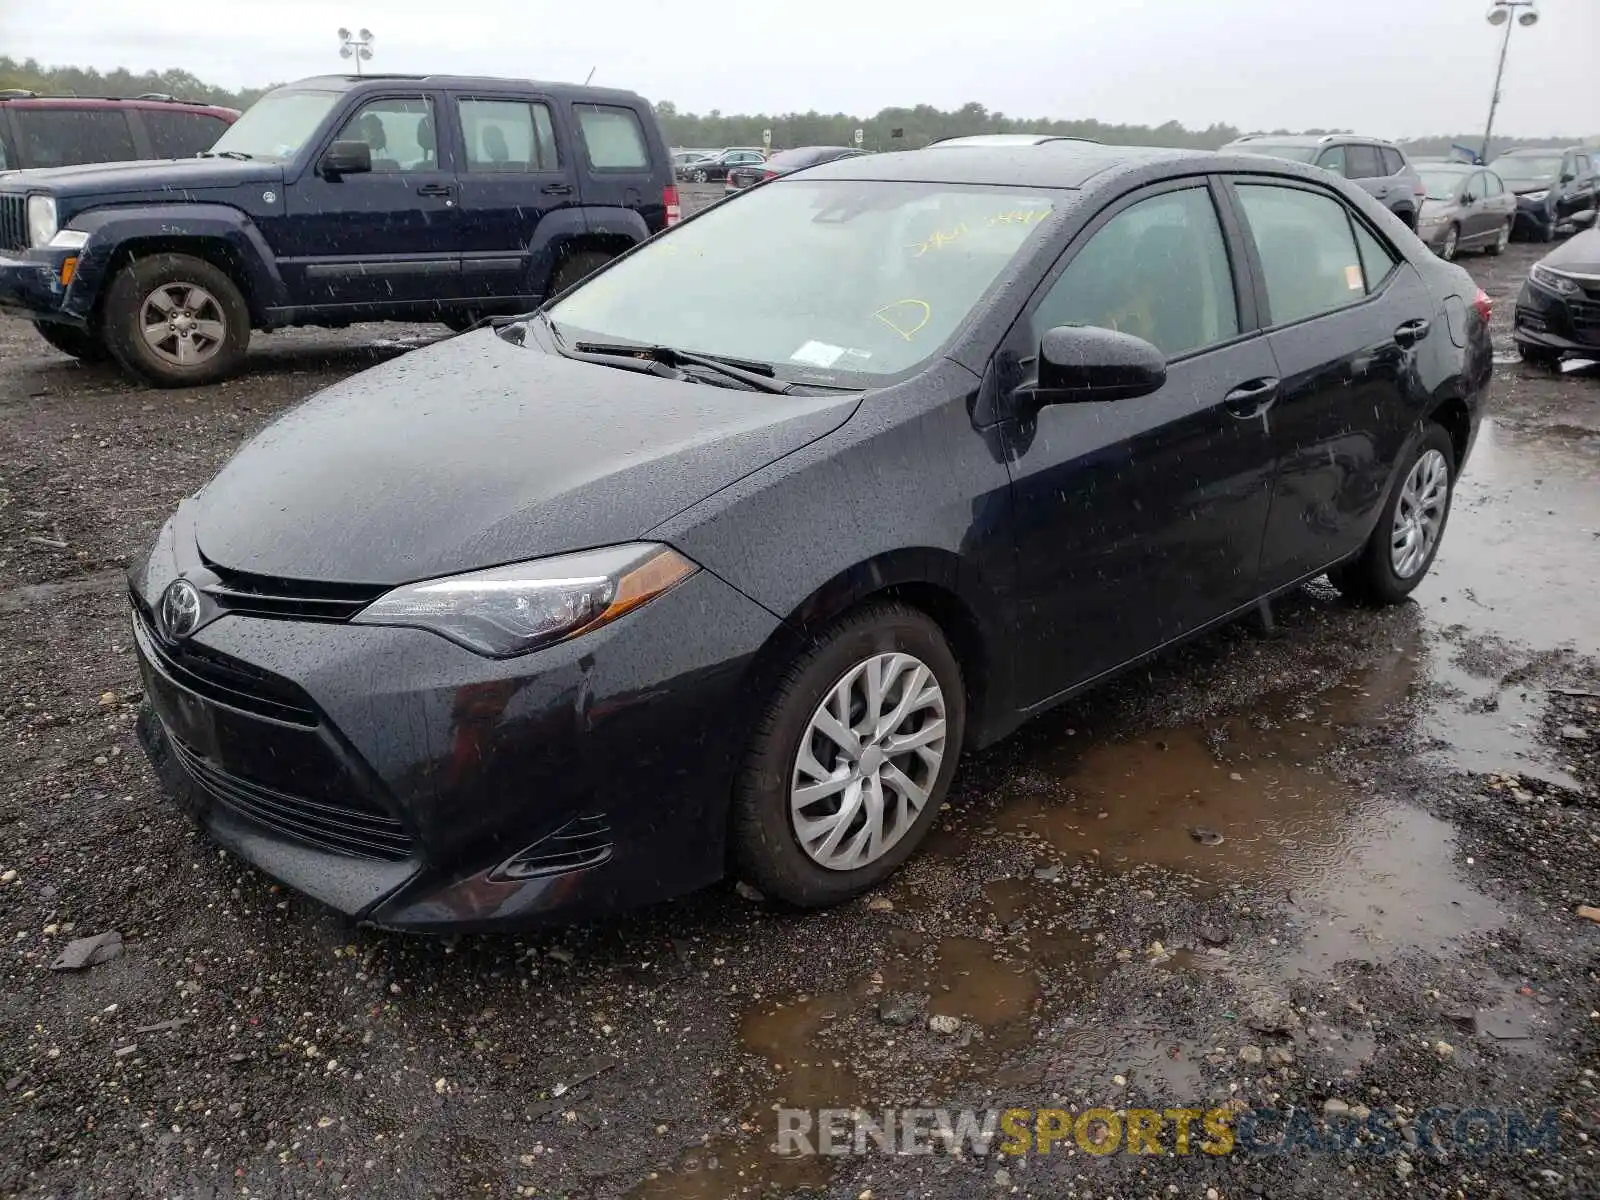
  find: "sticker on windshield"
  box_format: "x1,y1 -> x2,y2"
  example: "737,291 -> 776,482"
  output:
791,340 -> 847,368
1345,264 -> 1364,291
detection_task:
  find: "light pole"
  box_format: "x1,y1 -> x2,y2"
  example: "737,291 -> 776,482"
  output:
1480,1 -> 1539,164
338,27 -> 375,75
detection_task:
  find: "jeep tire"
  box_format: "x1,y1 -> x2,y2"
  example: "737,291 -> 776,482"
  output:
548,249 -> 615,297
103,253 -> 251,388
34,321 -> 111,363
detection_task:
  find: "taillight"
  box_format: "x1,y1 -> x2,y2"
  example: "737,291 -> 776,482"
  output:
1414,182 -> 1426,196
761,169 -> 777,181
1472,287 -> 1492,324
663,183 -> 680,226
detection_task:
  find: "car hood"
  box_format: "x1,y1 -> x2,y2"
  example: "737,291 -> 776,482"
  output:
1538,226 -> 1600,275
191,330 -> 861,586
1420,197 -> 1460,216
0,157 -> 283,198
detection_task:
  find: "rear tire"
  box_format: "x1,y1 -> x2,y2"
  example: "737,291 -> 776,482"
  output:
730,602 -> 966,908
34,322 -> 111,363
102,253 -> 250,387
547,249 -> 615,297
1328,424 -> 1455,608
1484,219 -> 1511,256
1439,223 -> 1460,261
1516,340 -> 1562,367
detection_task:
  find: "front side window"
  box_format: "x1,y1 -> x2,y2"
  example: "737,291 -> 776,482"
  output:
1317,145 -> 1347,176
1483,171 -> 1504,197
1576,154 -> 1592,176
1236,183 -> 1369,325
145,111 -> 228,159
1030,186 -> 1238,359
334,97 -> 435,172
548,180 -> 1060,381
458,99 -> 559,172
573,104 -> 648,170
210,89 -> 340,160
12,108 -> 137,168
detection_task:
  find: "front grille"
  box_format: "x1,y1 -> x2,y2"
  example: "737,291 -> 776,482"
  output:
134,592 -> 319,726
1569,298 -> 1600,342
200,561 -> 386,623
493,814 -> 612,880
170,736 -> 415,862
0,194 -> 27,254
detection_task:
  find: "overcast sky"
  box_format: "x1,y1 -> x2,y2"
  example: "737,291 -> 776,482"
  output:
2,0 -> 1594,137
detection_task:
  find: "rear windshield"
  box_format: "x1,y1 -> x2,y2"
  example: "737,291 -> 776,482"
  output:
210,89 -> 340,159
1231,143 -> 1319,164
548,179 -> 1060,383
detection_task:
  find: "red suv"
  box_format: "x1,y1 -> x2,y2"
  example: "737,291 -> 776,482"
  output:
0,93 -> 239,173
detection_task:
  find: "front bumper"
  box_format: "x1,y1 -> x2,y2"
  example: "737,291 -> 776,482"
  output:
0,247 -> 80,322
1416,221 -> 1453,253
129,522 -> 786,931
1512,196 -> 1555,236
1513,279 -> 1600,354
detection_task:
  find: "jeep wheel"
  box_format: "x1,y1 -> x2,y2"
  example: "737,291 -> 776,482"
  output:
103,254 -> 250,387
34,322 -> 111,363
548,249 -> 615,297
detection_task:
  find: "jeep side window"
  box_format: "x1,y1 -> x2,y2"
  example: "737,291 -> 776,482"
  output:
333,97 -> 436,173
458,99 -> 560,172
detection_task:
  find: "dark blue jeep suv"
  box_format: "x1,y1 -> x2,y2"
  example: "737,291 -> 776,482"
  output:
0,74 -> 679,386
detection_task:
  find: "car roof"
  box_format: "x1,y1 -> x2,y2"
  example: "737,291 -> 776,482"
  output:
282,74 -> 649,105
0,92 -> 238,116
1227,133 -> 1395,148
798,141 -> 1220,188
928,133 -> 1100,148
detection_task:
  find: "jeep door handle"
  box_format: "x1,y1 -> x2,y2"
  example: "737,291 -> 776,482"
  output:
1223,377 -> 1280,418
541,183 -> 574,195
416,184 -> 452,197
1394,318 -> 1431,347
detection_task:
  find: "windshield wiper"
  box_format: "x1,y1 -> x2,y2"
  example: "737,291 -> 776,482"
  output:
197,150 -> 255,160
573,341 -> 791,394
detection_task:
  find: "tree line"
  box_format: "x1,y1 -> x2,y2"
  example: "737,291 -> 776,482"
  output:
2,58 -> 1589,158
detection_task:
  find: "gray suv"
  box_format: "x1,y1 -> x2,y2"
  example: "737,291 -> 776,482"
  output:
1220,134 -> 1424,230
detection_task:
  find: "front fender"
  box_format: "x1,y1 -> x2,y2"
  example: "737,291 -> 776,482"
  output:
62,204 -> 287,322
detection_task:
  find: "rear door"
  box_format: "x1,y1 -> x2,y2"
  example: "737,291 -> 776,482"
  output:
569,101 -> 666,233
1225,176 -> 1438,588
450,92 -> 576,304
279,90 -> 464,310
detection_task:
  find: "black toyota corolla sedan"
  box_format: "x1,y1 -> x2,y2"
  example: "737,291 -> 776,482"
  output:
131,144 -> 1494,931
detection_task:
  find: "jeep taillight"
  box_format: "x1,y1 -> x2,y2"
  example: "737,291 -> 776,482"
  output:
663,184 -> 681,226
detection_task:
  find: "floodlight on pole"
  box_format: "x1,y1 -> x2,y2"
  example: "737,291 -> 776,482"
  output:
1480,2 -> 1538,162
338,26 -> 376,75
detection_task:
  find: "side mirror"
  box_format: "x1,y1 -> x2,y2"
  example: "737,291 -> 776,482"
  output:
319,139 -> 372,180
1461,192 -> 1476,205
1030,325 -> 1167,406
1560,171 -> 1576,184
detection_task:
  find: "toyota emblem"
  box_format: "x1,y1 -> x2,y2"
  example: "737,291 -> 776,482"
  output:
159,579 -> 202,641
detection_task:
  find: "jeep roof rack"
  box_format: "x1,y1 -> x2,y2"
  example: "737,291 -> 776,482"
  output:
0,88 -> 39,99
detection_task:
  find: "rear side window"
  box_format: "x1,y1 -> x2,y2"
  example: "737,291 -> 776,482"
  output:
1236,183 -> 1368,325
1576,154 -> 1591,175
458,99 -> 559,171
12,108 -> 137,168
1381,147 -> 1405,176
573,104 -> 649,170
1344,145 -> 1383,179
144,110 -> 228,158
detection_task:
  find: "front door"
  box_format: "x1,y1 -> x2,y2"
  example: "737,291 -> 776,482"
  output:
1000,180 -> 1279,706
450,93 -> 578,305
1225,177 -> 1438,588
279,92 -> 463,311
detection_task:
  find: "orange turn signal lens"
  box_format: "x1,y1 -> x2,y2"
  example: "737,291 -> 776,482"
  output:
59,257 -> 77,286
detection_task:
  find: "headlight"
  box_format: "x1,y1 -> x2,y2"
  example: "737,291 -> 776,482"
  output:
26,195 -> 58,247
1522,190 -> 1549,203
1530,264 -> 1581,297
351,543 -> 697,657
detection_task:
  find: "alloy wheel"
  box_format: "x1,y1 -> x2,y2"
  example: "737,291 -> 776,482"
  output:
1496,221 -> 1510,252
789,652 -> 947,872
1390,449 -> 1449,579
140,283 -> 228,368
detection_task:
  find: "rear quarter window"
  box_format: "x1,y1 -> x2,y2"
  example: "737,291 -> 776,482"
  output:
144,110 -> 229,158
573,104 -> 650,171
1381,147 -> 1406,176
12,107 -> 138,168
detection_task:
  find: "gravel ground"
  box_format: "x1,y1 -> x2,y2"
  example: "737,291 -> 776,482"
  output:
2,237 -> 1599,1200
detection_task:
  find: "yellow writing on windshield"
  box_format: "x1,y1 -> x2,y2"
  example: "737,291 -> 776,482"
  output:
988,207 -> 1051,227
873,299 -> 932,341
908,224 -> 969,257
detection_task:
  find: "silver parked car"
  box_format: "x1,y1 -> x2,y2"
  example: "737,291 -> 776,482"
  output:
1220,134 -> 1425,230
1414,164 -> 1518,261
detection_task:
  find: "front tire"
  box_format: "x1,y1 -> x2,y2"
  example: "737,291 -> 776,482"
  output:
731,603 -> 966,908
690,168 -> 708,183
102,254 -> 249,387
34,322 -> 111,363
1328,424 -> 1455,608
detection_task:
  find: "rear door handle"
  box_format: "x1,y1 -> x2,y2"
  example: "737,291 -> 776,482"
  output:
541,183 -> 574,195
1223,377 -> 1280,418
416,183 -> 452,197
1394,318 -> 1431,347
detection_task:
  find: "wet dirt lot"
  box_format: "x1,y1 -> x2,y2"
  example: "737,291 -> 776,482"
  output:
2,236 -> 1598,1200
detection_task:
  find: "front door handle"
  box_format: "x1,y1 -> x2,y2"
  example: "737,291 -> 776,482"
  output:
1223,377 -> 1280,419
416,183 -> 452,197
541,182 -> 574,195
1394,318 -> 1431,347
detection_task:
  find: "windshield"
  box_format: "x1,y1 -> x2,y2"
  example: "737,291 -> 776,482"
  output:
1231,143 -> 1319,163
1417,169 -> 1467,200
209,89 -> 341,159
1490,155 -> 1561,185
547,180 -> 1059,382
